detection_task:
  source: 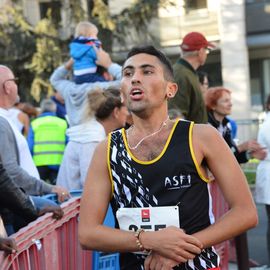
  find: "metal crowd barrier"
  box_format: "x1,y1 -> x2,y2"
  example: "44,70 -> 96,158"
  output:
210,181 -> 229,270
1,186 -> 232,270
0,197 -> 92,270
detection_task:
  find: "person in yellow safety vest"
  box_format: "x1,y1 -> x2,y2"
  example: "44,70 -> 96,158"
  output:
27,99 -> 68,184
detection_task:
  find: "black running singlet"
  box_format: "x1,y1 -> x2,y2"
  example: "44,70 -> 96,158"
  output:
107,119 -> 220,270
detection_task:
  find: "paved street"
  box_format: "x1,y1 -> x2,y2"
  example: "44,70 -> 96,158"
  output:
248,203 -> 268,265
228,202 -> 268,269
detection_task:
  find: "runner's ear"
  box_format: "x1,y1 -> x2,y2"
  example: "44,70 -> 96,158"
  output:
166,82 -> 178,98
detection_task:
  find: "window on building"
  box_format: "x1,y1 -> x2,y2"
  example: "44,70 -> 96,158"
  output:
198,63 -> 222,88
184,0 -> 207,12
246,0 -> 270,4
249,59 -> 264,108
39,1 -> 61,26
263,59 -> 270,102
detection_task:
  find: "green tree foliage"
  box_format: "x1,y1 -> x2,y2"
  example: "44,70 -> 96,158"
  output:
0,4 -> 36,102
92,0 -> 115,31
0,0 -> 173,102
0,4 -> 61,102
91,0 -> 174,47
69,0 -> 87,22
27,11 -> 62,102
0,5 -> 34,63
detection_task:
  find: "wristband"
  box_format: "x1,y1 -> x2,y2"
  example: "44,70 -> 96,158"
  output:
134,229 -> 145,251
134,229 -> 151,254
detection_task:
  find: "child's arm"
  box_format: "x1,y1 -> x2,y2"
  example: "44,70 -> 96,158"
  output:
95,48 -> 122,80
94,48 -> 112,68
65,58 -> 74,70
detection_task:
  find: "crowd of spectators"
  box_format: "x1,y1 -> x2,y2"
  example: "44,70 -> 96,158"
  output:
0,22 -> 125,252
0,27 -> 269,270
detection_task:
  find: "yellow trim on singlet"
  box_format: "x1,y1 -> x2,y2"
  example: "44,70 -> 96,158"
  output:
122,119 -> 180,165
188,122 -> 210,183
107,133 -> 114,197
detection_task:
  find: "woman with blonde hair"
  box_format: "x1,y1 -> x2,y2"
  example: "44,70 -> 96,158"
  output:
56,87 -> 128,190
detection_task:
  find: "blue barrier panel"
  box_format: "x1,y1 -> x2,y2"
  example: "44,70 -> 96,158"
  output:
92,205 -> 120,270
42,189 -> 83,203
93,253 -> 120,270
103,204 -> 115,227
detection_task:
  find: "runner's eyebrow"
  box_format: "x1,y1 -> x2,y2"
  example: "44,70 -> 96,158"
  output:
140,64 -> 155,69
122,65 -> 134,72
122,64 -> 156,71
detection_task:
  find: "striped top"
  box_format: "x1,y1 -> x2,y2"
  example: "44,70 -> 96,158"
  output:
107,119 -> 219,269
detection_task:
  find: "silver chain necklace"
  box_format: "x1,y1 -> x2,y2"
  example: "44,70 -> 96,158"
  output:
126,116 -> 170,150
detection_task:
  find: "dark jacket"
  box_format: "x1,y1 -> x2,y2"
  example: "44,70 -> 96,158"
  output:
169,58 -> 208,123
208,111 -> 248,164
51,96 -> 67,120
0,116 -> 52,195
0,161 -> 38,223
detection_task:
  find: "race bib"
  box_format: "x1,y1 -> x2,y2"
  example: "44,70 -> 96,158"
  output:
116,205 -> 180,233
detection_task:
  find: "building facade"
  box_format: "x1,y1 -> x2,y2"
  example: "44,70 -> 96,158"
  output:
3,0 -> 270,141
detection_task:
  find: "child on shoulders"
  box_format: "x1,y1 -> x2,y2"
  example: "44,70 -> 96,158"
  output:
69,21 -> 106,84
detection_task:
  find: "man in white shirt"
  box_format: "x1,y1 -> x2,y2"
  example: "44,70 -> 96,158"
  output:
0,65 -> 70,215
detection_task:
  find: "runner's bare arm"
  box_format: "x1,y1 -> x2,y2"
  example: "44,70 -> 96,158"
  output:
79,140 -> 141,253
191,124 -> 258,247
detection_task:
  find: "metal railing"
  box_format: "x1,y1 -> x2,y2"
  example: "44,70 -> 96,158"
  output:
0,197 -> 92,270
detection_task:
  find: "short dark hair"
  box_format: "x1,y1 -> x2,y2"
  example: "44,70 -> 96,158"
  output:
125,45 -> 174,81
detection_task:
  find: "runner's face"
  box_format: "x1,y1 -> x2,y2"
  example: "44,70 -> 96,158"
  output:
121,53 -> 168,115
